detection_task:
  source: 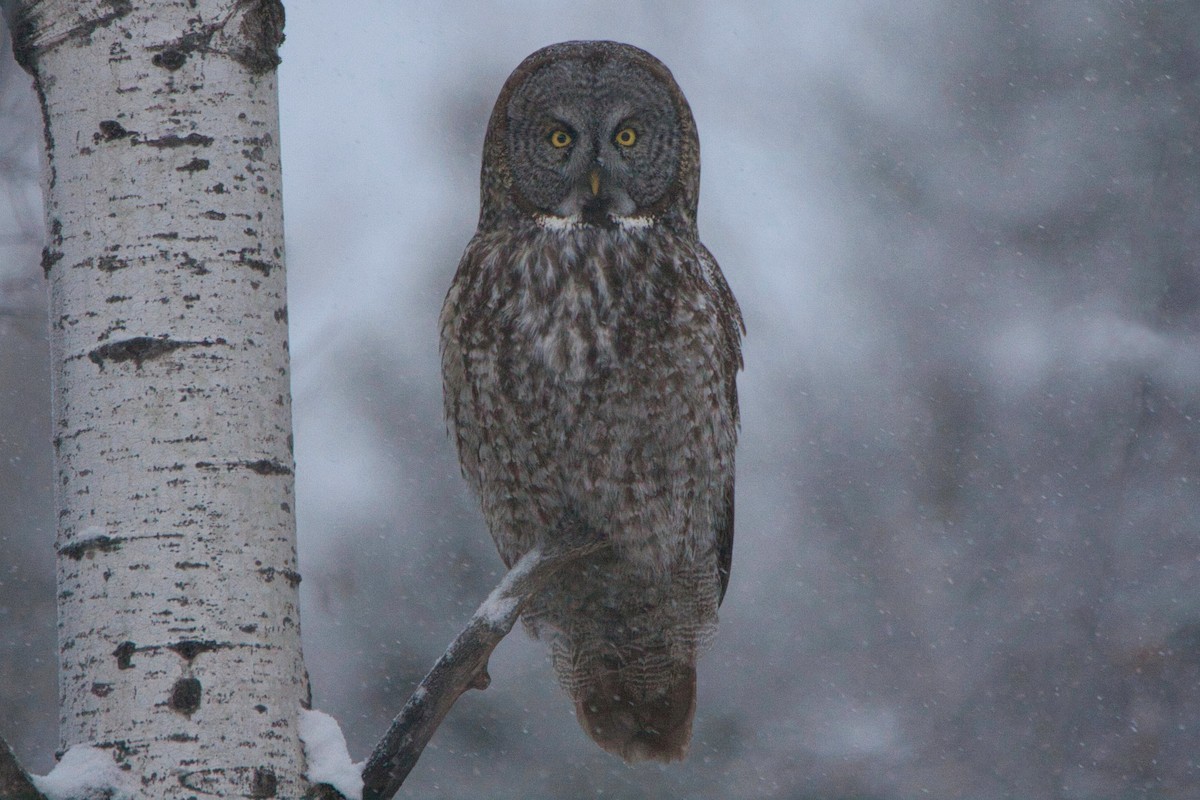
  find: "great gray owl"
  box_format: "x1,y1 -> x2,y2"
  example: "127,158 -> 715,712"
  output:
439,40 -> 743,763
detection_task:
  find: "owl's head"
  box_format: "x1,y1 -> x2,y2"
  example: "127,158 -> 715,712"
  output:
480,41 -> 700,229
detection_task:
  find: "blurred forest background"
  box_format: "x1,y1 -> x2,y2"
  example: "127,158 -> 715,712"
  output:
2,2 -> 1198,798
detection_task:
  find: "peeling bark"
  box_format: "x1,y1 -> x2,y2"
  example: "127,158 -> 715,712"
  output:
14,0 -> 309,796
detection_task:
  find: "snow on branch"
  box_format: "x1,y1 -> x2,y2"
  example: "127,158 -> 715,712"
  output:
360,531 -> 608,800
300,709 -> 364,800
0,733 -> 47,800
2,735 -> 136,800
31,745 -> 133,800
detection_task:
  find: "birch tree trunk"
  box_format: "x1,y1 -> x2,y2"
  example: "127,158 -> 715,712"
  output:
11,1 -> 312,796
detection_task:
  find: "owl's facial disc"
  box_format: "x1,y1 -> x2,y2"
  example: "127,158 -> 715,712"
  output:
506,58 -> 680,225
556,127 -> 640,225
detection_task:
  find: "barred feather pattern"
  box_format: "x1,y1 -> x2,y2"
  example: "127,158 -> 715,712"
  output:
440,216 -> 742,761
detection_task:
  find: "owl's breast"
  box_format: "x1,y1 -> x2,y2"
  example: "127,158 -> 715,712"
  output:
508,238 -> 622,383
444,224 -> 732,573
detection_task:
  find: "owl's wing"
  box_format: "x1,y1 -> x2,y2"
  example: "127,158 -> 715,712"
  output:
695,243 -> 744,420
717,477 -> 734,605
438,250 -> 481,492
696,243 -> 743,606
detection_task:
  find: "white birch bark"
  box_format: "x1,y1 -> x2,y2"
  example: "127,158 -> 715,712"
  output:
12,1 -> 310,796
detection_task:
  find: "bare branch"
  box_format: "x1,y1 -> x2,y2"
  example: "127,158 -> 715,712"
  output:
360,532 -> 608,800
0,732 -> 48,800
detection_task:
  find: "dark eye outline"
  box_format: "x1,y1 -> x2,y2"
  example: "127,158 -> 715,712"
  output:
548,129 -> 573,148
613,126 -> 638,147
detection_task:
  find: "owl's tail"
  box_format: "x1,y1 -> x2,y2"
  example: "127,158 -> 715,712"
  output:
574,661 -> 697,763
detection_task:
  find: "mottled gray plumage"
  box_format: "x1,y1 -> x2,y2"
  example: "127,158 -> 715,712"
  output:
439,40 -> 742,763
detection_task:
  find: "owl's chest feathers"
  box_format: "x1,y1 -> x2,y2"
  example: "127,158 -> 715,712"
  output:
498,227 -> 668,383
515,265 -> 615,381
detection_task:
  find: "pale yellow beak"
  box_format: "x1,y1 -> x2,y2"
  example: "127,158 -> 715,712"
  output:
589,170 -> 601,196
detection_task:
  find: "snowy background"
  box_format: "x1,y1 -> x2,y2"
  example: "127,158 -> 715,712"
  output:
3,2 -> 1199,798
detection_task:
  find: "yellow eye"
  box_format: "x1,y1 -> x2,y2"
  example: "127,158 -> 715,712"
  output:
614,127 -> 637,147
548,129 -> 572,148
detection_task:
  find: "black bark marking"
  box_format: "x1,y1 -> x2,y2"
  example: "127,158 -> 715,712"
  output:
59,534 -> 124,560
168,639 -> 227,661
250,767 -> 278,798
195,459 -> 293,476
174,560 -> 209,570
97,320 -> 129,342
114,641 -> 136,670
140,132 -> 215,149
91,682 -> 113,697
177,157 -> 210,172
89,336 -> 184,368
11,0 -> 133,73
257,566 -> 301,587
105,294 -> 131,303
231,0 -> 286,74
164,434 -> 208,445
246,458 -> 291,475
169,677 -> 202,716
97,254 -> 129,272
148,8 -> 285,77
90,740 -> 134,760
240,254 -> 276,275
40,218 -> 64,275
95,119 -> 136,143
40,247 -> 63,276
202,210 -> 227,220
8,7 -> 39,74
180,253 -> 210,275
88,335 -> 225,369
152,48 -> 188,70
273,305 -> 287,322
147,26 -> 213,70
